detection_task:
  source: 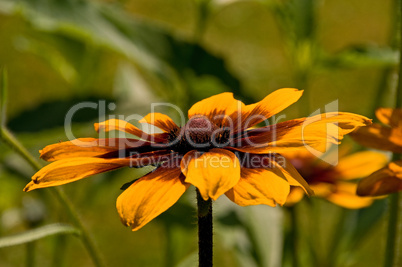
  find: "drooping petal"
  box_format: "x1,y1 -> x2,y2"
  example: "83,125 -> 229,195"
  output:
335,151 -> 388,180
233,88 -> 303,130
40,138 -> 153,161
225,167 -> 290,206
326,182 -> 373,209
357,161 -> 402,196
273,155 -> 314,195
228,151 -> 313,195
116,166 -> 189,231
95,119 -> 167,143
188,92 -> 245,126
180,149 -> 241,201
233,112 -> 371,154
284,187 -> 305,206
375,108 -> 402,128
350,123 -> 402,153
23,157 -> 134,191
139,113 -> 180,133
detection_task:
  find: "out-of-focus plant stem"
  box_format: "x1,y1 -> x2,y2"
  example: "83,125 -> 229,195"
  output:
0,69 -> 105,267
26,242 -> 35,267
288,206 -> 299,267
385,1 -> 402,267
0,127 -> 106,267
371,0 -> 400,117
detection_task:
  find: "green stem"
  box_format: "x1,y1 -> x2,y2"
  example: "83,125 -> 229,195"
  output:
196,189 -> 213,267
288,206 -> 299,267
26,242 -> 35,267
327,208 -> 349,267
52,235 -> 67,267
385,1 -> 402,267
0,127 -> 105,267
384,193 -> 400,267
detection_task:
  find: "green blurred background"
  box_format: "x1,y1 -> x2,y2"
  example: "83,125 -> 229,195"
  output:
0,0 -> 398,266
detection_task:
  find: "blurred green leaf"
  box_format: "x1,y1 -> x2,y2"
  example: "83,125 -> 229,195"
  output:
244,206 -> 284,267
175,251 -> 197,267
0,0 -> 242,106
320,45 -> 398,69
0,68 -> 7,127
0,223 -> 80,248
349,199 -> 387,248
7,97 -> 115,133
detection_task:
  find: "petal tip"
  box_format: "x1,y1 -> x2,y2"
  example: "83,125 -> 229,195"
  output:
23,182 -> 34,192
94,122 -> 100,132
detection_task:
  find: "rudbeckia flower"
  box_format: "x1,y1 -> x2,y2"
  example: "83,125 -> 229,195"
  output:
24,88 -> 370,230
284,149 -> 387,209
351,108 -> 402,196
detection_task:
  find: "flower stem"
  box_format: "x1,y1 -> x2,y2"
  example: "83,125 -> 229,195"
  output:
288,206 -> 299,267
26,242 -> 35,267
196,189 -> 213,267
0,127 -> 105,267
385,1 -> 402,266
384,192 -> 400,267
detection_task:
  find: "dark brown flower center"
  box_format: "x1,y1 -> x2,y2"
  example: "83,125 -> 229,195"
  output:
185,117 -> 218,145
169,117 -> 231,154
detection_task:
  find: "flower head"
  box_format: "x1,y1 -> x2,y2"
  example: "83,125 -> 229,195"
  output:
351,108 -> 402,196
284,149 -> 387,208
24,88 -> 370,230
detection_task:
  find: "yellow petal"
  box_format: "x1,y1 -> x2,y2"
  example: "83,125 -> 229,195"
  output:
181,149 -> 240,201
357,160 -> 402,196
95,119 -> 167,143
375,107 -> 402,128
284,187 -> 305,206
139,113 -> 179,133
272,155 -> 314,196
234,112 -> 371,154
116,167 -> 189,231
310,183 -> 335,197
335,151 -> 388,180
225,167 -> 290,206
188,92 -> 244,126
326,182 -> 373,209
24,157 -> 133,192
39,138 -> 151,161
350,123 -> 402,153
235,88 -> 303,130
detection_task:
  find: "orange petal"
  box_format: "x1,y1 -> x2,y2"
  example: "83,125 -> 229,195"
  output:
310,183 -> 335,197
225,167 -> 290,206
350,123 -> 402,153
335,151 -> 388,180
181,149 -> 240,201
375,108 -> 402,128
95,119 -> 167,143
116,167 -> 189,231
188,92 -> 245,126
234,112 -> 371,154
284,187 -> 305,206
24,157 -> 133,192
357,160 -> 402,196
326,182 -> 373,209
139,113 -> 179,133
235,88 -> 303,130
39,138 -> 151,161
273,155 -> 314,195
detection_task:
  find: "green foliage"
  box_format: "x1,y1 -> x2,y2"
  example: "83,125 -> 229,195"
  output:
0,223 -> 80,248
